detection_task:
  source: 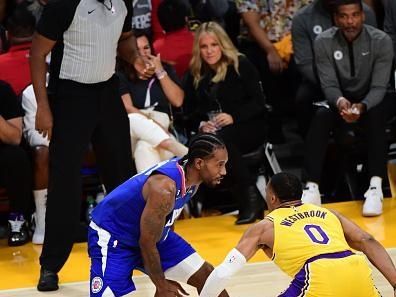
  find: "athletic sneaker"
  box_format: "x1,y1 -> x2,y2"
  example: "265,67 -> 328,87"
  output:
362,186 -> 383,217
8,213 -> 29,246
301,184 -> 321,206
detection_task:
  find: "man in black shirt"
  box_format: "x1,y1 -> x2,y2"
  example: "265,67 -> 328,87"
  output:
0,81 -> 32,247
30,0 -> 152,291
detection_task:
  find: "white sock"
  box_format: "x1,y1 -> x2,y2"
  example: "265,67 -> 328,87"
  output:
34,189 -> 47,205
369,176 -> 382,189
306,182 -> 319,191
33,189 -> 47,228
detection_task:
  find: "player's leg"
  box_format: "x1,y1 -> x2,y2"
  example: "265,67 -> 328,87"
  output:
159,231 -> 229,296
88,221 -> 140,297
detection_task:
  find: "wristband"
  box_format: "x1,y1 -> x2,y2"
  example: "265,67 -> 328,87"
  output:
155,69 -> 167,80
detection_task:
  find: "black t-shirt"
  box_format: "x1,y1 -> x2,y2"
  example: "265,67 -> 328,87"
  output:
0,81 -> 24,120
117,63 -> 181,115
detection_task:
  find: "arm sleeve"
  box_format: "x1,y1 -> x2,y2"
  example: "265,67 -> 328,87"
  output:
122,0 -> 133,33
314,36 -> 343,108
292,13 -> 317,84
199,248 -> 246,297
361,35 -> 394,110
229,56 -> 266,123
36,0 -> 76,41
384,0 -> 396,57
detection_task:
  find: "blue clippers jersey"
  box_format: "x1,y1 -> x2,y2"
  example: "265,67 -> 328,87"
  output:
91,158 -> 195,247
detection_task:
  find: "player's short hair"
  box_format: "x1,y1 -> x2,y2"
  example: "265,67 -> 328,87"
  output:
180,133 -> 226,165
269,172 -> 303,202
333,0 -> 363,12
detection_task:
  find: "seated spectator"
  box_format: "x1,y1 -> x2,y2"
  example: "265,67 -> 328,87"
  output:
0,81 -> 32,246
302,0 -> 394,217
184,22 -> 266,225
22,81 -> 49,245
0,6 -> 35,96
154,0 -> 194,78
236,0 -> 311,143
384,0 -> 396,59
292,0 -> 376,137
117,31 -> 188,173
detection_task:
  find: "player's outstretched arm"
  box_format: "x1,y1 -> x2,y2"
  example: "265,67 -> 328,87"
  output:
199,220 -> 273,297
139,175 -> 188,297
331,210 -> 396,291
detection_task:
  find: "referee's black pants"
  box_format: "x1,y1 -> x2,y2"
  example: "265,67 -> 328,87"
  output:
40,75 -> 134,273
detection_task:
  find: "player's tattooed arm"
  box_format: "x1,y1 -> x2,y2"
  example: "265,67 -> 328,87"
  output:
139,175 -> 179,294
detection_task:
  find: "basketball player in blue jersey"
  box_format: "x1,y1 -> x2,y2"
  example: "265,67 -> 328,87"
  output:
88,133 -> 230,297
199,172 -> 396,297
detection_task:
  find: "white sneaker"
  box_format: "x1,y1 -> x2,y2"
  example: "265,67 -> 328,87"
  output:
302,185 -> 321,206
362,187 -> 383,217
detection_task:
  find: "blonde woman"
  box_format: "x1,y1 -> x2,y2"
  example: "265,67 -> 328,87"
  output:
184,21 -> 267,224
117,31 -> 188,173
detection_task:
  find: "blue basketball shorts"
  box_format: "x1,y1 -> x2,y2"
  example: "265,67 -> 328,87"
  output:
88,221 -> 196,297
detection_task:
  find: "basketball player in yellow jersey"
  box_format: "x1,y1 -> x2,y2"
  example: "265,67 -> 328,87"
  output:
199,172 -> 396,297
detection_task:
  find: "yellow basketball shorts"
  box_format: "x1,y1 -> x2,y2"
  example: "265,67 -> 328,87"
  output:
278,250 -> 380,297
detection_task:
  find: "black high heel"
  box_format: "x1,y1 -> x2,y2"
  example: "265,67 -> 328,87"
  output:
235,185 -> 265,225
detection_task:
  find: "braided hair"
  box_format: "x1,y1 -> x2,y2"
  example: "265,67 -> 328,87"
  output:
179,133 -> 226,166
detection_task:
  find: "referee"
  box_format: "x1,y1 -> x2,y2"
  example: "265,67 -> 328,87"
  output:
30,0 -> 152,291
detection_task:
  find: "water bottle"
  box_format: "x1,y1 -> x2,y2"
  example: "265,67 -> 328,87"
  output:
86,195 -> 95,223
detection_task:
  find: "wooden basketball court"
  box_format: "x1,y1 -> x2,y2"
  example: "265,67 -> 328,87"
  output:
0,199 -> 395,296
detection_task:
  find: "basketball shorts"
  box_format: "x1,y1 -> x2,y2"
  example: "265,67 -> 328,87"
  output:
279,250 -> 381,297
88,221 -> 198,297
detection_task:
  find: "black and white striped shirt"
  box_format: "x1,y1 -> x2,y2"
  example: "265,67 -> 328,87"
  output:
37,0 -> 132,92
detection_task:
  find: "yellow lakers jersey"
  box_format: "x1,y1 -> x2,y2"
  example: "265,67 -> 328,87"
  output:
266,203 -> 351,277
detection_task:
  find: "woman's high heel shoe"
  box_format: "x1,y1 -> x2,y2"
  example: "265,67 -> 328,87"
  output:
235,185 -> 265,225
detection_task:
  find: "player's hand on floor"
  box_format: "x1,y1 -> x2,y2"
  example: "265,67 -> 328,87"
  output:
154,279 -> 189,297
